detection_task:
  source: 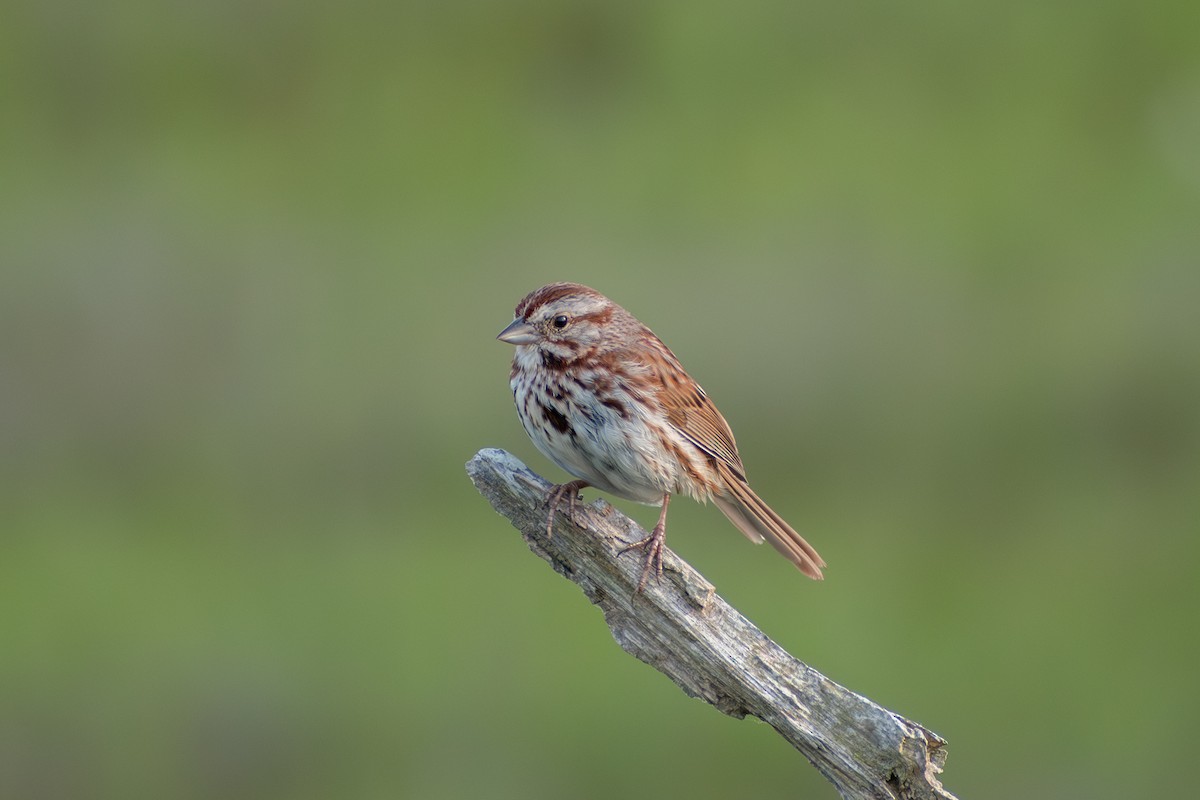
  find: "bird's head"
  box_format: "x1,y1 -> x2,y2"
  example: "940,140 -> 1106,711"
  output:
497,283 -> 630,364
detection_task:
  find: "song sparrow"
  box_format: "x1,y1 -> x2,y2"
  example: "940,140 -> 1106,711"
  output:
497,282 -> 825,591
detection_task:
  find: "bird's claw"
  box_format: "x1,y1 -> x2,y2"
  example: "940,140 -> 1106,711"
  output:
544,480 -> 588,539
618,523 -> 666,594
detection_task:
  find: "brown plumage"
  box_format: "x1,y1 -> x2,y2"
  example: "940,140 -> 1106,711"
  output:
497,282 -> 825,590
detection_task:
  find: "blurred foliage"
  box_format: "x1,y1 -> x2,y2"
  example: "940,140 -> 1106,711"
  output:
2,1 -> 1199,798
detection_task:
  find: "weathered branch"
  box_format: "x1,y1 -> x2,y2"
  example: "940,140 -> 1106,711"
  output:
466,448 -> 958,800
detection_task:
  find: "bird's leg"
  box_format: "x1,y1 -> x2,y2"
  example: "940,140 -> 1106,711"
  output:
544,479 -> 589,539
617,494 -> 671,593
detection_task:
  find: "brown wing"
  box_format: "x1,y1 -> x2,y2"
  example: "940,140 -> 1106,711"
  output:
639,334 -> 826,580
639,337 -> 745,476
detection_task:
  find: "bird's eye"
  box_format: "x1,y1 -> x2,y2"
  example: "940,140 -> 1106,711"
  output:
552,315 -> 570,329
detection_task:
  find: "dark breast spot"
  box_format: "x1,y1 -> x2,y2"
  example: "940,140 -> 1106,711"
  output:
601,397 -> 628,419
541,403 -> 572,435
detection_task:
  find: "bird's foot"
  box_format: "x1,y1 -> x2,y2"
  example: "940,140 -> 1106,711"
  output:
544,480 -> 589,539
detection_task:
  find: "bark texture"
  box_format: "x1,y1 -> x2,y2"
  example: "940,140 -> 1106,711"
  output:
467,448 -> 959,800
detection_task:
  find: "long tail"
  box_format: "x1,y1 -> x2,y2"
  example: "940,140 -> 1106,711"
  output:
711,464 -> 825,580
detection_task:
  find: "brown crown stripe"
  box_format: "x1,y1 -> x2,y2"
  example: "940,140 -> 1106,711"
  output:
515,282 -> 598,318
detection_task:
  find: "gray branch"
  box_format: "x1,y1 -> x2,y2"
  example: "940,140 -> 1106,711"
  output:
466,448 -> 959,800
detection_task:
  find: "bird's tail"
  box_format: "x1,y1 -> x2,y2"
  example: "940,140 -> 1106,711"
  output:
712,464 -> 825,580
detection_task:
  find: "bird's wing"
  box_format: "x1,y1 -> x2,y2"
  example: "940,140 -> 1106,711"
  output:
639,336 -> 745,477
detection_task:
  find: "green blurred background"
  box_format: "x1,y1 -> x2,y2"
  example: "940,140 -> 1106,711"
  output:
3,1 -> 1199,798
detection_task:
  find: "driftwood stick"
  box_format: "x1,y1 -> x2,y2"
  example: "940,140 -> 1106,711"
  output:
466,448 -> 958,800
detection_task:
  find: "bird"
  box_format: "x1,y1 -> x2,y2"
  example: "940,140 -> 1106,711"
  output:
497,282 -> 825,592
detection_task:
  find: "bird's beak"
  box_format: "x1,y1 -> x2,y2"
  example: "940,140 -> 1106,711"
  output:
496,318 -> 539,345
